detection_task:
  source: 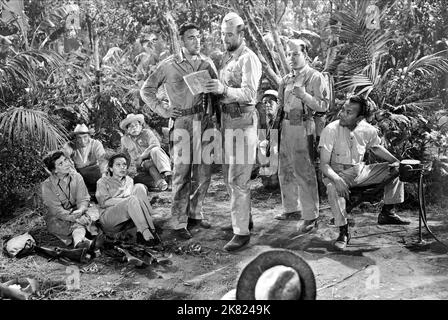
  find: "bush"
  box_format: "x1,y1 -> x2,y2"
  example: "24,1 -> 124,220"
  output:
0,142 -> 48,216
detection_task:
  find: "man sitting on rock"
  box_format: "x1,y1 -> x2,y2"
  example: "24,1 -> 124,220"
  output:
319,95 -> 410,251
120,113 -> 172,191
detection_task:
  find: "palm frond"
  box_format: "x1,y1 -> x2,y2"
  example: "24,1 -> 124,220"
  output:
396,99 -> 443,111
338,74 -> 374,89
0,107 -> 68,150
406,50 -> 448,77
1,50 -> 64,90
329,1 -> 394,76
337,60 -> 381,95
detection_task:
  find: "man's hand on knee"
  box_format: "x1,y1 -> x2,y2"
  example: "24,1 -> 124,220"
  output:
334,176 -> 350,198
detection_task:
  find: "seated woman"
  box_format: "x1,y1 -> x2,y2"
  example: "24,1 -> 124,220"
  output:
95,153 -> 161,246
41,151 -> 97,249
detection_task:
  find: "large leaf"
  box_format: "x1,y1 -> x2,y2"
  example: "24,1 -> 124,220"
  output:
0,50 -> 63,90
328,1 -> 394,76
0,107 -> 68,150
406,50 -> 448,77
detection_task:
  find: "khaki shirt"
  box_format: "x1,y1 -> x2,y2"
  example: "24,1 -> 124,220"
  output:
41,172 -> 90,243
319,119 -> 381,171
219,42 -> 262,105
96,175 -> 134,215
140,49 -> 218,118
120,129 -> 160,163
278,65 -> 329,115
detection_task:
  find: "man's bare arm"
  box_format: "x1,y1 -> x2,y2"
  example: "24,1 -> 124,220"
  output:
370,145 -> 399,164
320,147 -> 350,198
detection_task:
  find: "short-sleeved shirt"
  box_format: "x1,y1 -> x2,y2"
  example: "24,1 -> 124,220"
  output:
120,128 -> 160,163
319,119 -> 381,168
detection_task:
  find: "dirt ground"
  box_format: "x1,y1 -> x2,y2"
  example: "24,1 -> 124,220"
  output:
1,171 -> 448,300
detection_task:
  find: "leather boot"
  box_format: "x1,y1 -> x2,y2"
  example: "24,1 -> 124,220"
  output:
187,218 -> 211,230
173,228 -> 192,240
297,219 -> 318,234
378,204 -> 410,225
334,224 -> 350,251
223,235 -> 250,252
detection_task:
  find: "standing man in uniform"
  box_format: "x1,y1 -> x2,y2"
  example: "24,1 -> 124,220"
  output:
277,39 -> 329,233
140,23 -> 218,240
205,12 -> 262,251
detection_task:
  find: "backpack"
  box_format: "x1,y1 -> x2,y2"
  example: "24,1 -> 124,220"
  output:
3,233 -> 36,258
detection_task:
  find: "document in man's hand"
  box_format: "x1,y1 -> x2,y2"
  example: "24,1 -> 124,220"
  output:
183,70 -> 212,96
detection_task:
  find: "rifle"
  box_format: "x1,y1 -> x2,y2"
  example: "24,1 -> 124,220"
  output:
114,246 -> 147,267
34,246 -> 92,264
264,106 -> 284,157
118,242 -> 171,266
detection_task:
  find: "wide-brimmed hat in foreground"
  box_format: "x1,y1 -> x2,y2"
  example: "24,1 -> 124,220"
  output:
235,249 -> 316,300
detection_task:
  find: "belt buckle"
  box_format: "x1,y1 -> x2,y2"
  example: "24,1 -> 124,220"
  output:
231,104 -> 241,118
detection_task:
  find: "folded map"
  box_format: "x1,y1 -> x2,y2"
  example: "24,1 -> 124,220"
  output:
183,70 -> 212,96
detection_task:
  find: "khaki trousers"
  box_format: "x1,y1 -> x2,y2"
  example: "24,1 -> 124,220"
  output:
278,121 -> 319,220
169,113 -> 213,230
99,184 -> 155,238
323,162 -> 405,227
222,111 -> 258,236
134,146 -> 171,189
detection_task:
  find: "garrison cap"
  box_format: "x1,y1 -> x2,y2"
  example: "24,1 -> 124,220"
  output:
221,12 -> 244,32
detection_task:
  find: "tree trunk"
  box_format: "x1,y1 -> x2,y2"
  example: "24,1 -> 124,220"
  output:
229,0 -> 281,87
265,9 -> 290,75
90,20 -> 101,94
164,11 -> 182,57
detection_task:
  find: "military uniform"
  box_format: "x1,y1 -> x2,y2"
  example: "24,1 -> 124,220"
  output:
278,65 -> 329,220
218,42 -> 262,236
140,49 -> 218,230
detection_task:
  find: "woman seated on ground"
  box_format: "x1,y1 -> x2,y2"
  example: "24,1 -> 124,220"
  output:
41,151 -> 98,249
95,153 -> 161,246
